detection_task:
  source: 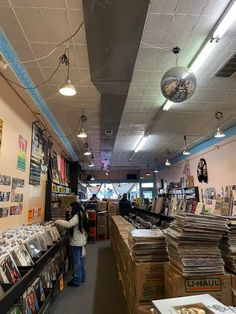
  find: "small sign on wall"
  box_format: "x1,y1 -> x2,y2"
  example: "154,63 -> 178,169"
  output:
17,135 -> 27,172
28,208 -> 43,223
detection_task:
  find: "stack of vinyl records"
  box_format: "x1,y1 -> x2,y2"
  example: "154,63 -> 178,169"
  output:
166,213 -> 228,276
128,229 -> 169,262
220,217 -> 236,273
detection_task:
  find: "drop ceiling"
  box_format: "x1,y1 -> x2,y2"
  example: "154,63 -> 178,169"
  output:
0,0 -> 236,171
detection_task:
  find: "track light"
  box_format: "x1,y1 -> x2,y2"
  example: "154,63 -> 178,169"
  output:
77,115 -> 88,138
83,143 -> 91,156
59,47 -> 76,96
214,112 -> 225,138
183,135 -> 191,155
165,159 -> 171,166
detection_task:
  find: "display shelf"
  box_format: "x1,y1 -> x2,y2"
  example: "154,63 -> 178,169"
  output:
0,238 -> 65,313
168,186 -> 199,202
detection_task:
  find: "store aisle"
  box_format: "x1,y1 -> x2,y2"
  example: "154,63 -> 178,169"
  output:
49,240 -> 127,314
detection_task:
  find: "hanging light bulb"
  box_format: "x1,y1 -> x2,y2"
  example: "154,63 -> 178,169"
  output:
183,135 -> 191,155
59,47 -> 76,96
77,115 -> 88,138
214,112 -> 225,138
88,161 -> 94,167
165,159 -> 171,166
83,143 -> 91,156
154,169 -> 159,173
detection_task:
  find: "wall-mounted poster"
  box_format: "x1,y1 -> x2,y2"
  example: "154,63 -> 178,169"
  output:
0,192 -> 10,202
0,207 -> 9,218
29,123 -> 52,186
11,193 -> 23,202
0,174 -> 11,186
10,204 -> 23,215
0,118 -> 3,153
17,135 -> 27,172
12,178 -> 25,188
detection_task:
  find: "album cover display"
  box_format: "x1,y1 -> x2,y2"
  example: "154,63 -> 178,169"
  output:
24,286 -> 39,314
129,229 -> 169,262
11,244 -> 34,267
12,178 -> 25,188
0,191 -> 10,202
166,214 -> 228,276
0,174 -> 11,186
7,305 -> 23,314
152,294 -> 235,314
25,238 -> 42,259
0,253 -> 21,284
0,207 -> 9,218
32,277 -> 45,306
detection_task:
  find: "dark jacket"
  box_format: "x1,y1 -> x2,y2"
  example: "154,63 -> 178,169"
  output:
119,197 -> 132,216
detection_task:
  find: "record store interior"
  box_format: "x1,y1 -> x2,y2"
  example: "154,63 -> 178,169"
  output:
2,0 -> 236,313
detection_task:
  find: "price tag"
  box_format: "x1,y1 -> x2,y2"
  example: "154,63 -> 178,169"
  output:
59,273 -> 64,292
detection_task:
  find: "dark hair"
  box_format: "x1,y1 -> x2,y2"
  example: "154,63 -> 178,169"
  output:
69,202 -> 89,236
123,193 -> 127,199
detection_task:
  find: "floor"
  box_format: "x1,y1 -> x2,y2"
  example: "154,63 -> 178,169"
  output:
49,240 -> 127,314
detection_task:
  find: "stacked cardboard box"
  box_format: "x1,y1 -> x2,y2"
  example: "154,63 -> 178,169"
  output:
60,195 -> 78,207
165,263 -> 233,306
107,202 -> 118,238
110,216 -> 167,314
97,201 -> 107,212
97,211 -> 107,240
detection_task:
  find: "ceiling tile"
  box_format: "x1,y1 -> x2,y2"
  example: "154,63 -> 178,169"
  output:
10,0 -> 66,8
68,10 -> 86,45
145,14 -> 173,32
23,26 -> 49,43
74,45 -> 89,68
25,66 -> 45,85
141,31 -> 166,47
41,9 -> 69,28
176,0 -> 208,15
135,48 -> 158,70
11,42 -> 34,61
150,0 -> 178,14
0,7 -> 26,43
46,27 -> 71,44
67,0 -> 83,10
168,15 -> 199,33
14,7 -> 44,27
202,0 -> 231,17
0,0 -> 10,7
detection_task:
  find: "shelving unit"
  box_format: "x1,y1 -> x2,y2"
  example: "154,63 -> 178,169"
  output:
0,237 -> 66,313
133,208 -> 175,228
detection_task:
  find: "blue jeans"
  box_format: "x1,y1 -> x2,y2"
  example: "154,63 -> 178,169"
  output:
69,246 -> 85,286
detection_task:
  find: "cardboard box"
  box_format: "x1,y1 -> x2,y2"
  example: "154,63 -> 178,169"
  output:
97,201 -> 107,211
231,273 -> 236,306
60,195 -> 78,207
165,264 -> 232,306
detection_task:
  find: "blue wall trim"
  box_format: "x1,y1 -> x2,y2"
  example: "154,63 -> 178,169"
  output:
159,124 -> 236,170
0,32 -> 77,160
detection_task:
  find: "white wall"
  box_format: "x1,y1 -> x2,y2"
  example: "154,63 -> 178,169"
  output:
156,136 -> 236,200
0,76 -> 59,229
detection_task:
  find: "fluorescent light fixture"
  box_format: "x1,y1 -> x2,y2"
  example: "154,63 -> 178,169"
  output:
190,40 -> 217,73
59,79 -> 76,96
134,136 -> 148,153
213,1 -> 236,39
183,149 -> 191,156
77,128 -> 87,138
165,159 -> 171,166
154,169 -> 159,173
214,127 -> 225,138
163,100 -> 173,111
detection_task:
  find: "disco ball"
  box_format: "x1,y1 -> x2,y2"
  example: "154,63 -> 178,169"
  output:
161,66 -> 197,103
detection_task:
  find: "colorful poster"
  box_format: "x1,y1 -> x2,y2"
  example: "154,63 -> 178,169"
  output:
0,207 -> 9,218
0,118 -> 3,153
17,135 -> 27,171
28,209 -> 33,222
10,204 -> 23,215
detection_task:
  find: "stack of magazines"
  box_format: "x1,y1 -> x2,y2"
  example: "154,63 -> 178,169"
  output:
128,229 -> 169,262
220,217 -> 236,273
166,213 -> 228,276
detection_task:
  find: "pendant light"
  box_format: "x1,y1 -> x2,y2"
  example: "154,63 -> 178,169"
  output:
183,135 -> 191,155
90,175 -> 95,181
165,159 -> 171,166
77,115 -> 87,138
214,112 -> 225,138
88,161 -> 94,167
83,143 -> 91,156
153,158 -> 159,173
145,164 -> 151,176
59,47 -> 76,96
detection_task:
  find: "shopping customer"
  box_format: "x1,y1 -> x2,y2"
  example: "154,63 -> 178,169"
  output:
119,193 -> 132,216
55,201 -> 88,287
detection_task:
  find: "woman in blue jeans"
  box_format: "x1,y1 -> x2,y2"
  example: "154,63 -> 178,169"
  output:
55,202 -> 87,287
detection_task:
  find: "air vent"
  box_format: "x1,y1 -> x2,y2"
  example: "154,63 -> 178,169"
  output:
215,52 -> 236,78
104,129 -> 113,136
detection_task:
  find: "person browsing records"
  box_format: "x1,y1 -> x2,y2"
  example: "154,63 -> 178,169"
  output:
55,201 -> 88,287
119,193 -> 132,216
